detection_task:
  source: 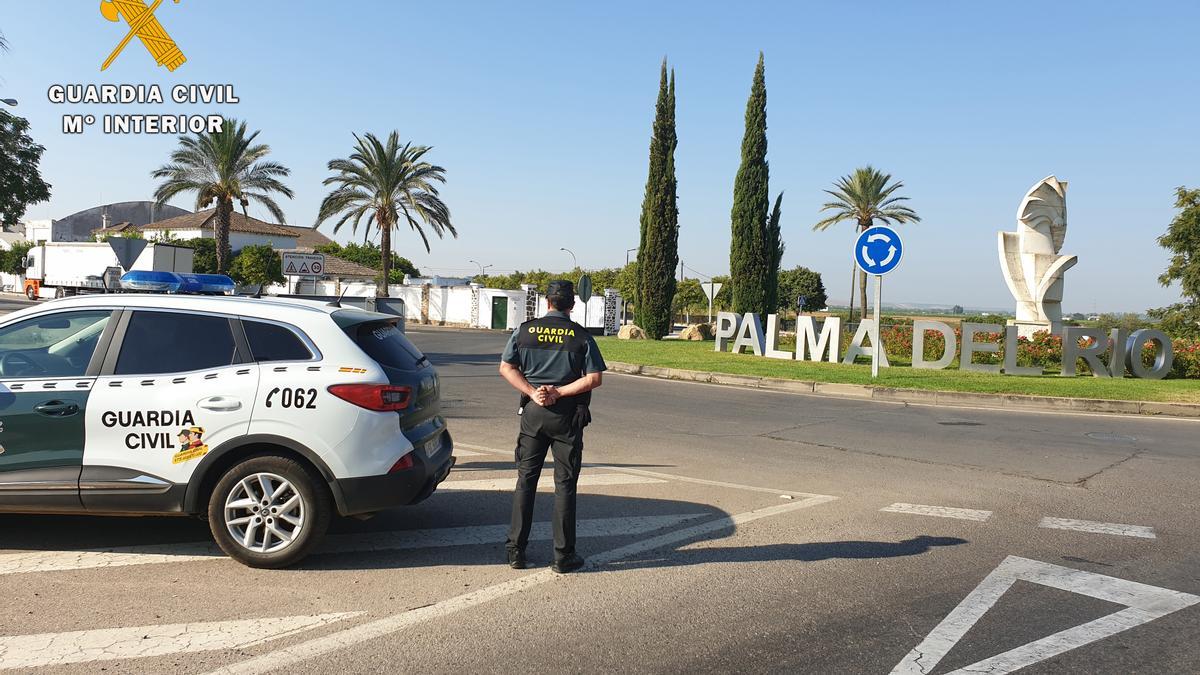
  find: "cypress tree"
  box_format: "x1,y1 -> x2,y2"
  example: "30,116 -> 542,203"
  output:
729,53 -> 771,316
636,59 -> 679,339
765,192 -> 785,313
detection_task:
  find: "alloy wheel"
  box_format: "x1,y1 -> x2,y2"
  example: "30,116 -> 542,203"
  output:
223,472 -> 306,554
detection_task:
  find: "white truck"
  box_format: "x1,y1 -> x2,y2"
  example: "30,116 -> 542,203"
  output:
23,241 -> 195,300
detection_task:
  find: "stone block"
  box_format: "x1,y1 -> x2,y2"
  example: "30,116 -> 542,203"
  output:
618,325 -> 647,340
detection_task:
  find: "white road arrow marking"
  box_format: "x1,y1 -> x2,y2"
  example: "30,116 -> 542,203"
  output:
890,556 -> 1200,674
0,515 -> 702,576
0,613 -> 359,670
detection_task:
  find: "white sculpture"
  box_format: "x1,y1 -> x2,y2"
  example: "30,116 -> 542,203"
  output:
998,176 -> 1077,338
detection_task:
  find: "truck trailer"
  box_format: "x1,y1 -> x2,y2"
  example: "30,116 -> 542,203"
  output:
23,242 -> 195,300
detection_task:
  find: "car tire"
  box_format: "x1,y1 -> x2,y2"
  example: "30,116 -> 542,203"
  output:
25,286 -> 36,301
208,455 -> 332,568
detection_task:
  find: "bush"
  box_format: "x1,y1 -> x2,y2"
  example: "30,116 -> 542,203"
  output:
228,245 -> 284,286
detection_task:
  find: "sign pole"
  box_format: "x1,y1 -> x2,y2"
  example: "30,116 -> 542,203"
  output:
872,274 -> 882,378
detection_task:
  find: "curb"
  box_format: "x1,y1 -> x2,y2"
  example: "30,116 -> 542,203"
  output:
606,362 -> 1200,419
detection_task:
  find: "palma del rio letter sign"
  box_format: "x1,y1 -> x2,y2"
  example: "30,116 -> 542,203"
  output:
713,312 -> 1174,380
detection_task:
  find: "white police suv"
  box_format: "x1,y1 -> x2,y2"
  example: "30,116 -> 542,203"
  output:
0,277 -> 455,568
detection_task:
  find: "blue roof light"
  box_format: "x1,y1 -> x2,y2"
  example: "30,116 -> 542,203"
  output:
177,273 -> 236,294
120,271 -> 235,295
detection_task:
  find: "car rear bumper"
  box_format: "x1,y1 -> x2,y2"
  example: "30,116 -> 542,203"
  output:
333,431 -> 456,516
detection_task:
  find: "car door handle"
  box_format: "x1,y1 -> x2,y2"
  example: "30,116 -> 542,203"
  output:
198,396 -> 242,412
35,401 -> 79,417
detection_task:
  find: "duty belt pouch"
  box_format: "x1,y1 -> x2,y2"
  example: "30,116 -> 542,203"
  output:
518,393 -> 530,415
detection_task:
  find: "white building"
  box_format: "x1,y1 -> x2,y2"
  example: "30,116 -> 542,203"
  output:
134,209 -> 298,251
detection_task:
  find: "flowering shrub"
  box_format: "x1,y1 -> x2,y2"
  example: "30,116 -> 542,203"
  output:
834,321 -> 1200,378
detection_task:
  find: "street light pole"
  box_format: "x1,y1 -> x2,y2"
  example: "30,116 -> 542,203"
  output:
560,247 -> 578,271
468,259 -> 490,276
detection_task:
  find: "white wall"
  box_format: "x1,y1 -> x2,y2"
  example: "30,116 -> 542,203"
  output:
260,283 -> 615,332
0,273 -> 22,293
480,289 -> 527,330
144,230 -> 297,252
535,295 -> 606,328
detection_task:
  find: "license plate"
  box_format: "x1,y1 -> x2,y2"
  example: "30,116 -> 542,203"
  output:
424,436 -> 442,458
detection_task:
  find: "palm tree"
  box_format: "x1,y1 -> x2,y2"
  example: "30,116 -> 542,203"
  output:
151,118 -> 293,274
316,132 -> 455,297
813,166 -> 920,323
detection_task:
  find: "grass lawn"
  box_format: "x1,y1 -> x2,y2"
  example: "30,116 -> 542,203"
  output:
595,337 -> 1200,404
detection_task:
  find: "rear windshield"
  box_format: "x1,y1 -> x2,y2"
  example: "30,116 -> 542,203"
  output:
349,321 -> 427,370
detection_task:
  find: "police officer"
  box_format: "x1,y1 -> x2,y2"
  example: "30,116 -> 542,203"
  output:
499,280 -> 606,573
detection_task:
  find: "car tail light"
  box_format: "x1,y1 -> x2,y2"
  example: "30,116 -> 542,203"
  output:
328,384 -> 412,411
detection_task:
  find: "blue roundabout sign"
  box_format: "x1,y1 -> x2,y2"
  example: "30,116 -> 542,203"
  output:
854,226 -> 904,276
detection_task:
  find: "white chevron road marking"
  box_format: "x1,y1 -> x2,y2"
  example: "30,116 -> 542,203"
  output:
0,613 -> 359,670
0,514 -> 706,576
206,495 -> 838,675
438,473 -> 665,491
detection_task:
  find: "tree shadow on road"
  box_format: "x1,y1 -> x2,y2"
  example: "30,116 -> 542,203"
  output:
605,535 -> 968,571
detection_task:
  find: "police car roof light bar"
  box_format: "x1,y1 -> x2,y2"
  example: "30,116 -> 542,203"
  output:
120,271 -> 235,295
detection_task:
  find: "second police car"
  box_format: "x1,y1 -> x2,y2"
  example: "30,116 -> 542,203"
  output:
0,273 -> 455,567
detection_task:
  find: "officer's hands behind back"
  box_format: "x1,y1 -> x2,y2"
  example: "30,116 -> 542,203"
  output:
532,385 -> 561,407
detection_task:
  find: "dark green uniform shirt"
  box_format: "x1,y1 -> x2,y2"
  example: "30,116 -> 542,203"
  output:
501,311 -> 607,387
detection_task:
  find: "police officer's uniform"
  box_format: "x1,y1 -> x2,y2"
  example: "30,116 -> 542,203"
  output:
501,283 -> 606,571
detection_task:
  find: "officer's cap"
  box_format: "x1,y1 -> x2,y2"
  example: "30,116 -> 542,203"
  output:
547,280 -> 575,299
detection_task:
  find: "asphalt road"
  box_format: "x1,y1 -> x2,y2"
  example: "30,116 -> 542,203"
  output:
2,322 -> 1199,673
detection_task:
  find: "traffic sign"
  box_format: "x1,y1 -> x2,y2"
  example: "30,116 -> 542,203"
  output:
282,252 -> 325,277
702,282 -> 723,323
854,226 -> 903,276
577,274 -> 593,303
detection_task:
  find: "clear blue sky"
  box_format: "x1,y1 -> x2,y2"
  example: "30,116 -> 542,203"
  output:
2,1 -> 1197,313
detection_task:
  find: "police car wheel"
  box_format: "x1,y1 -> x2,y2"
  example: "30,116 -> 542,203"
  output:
208,455 -> 332,568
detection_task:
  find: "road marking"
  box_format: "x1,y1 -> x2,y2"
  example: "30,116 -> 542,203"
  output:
880,503 -> 993,522
438,473 -> 665,491
891,555 -> 1199,674
0,613 -> 359,670
206,495 -> 838,675
452,448 -> 487,457
1038,517 -> 1156,539
454,441 -> 832,499
0,515 -> 703,576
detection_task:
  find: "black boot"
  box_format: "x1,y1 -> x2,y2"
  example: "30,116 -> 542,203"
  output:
551,553 -> 585,574
507,549 -> 529,569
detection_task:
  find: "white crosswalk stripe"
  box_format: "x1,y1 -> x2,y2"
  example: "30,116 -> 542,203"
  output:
880,503 -> 994,522
0,613 -> 359,670
0,514 -> 706,576
1038,517 -> 1157,539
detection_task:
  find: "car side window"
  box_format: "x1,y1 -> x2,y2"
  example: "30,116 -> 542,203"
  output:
0,310 -> 113,379
115,311 -> 238,375
243,320 -> 312,362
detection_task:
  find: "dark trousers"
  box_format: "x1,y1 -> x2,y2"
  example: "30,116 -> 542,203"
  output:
506,401 -> 584,561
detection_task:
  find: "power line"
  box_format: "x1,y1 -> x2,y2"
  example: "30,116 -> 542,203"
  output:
682,263 -> 714,281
